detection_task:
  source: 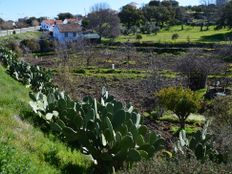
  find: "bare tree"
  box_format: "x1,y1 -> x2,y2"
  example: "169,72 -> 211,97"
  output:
178,49 -> 224,91
86,6 -> 121,38
117,43 -> 138,68
55,42 -> 70,66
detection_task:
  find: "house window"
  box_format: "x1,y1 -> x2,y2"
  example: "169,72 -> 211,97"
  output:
73,32 -> 77,37
64,33 -> 68,37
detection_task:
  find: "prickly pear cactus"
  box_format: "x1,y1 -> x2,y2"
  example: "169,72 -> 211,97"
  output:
30,88 -> 164,173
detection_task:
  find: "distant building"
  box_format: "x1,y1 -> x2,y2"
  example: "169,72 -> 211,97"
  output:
82,31 -> 101,43
53,23 -> 82,42
216,0 -> 230,5
40,19 -> 62,32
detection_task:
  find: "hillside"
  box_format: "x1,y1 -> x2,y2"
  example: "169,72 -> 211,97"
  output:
115,25 -> 232,44
0,65 -> 91,174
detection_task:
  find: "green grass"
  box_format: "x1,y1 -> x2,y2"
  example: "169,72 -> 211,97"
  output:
170,125 -> 200,134
0,65 -> 92,173
159,70 -> 178,78
71,67 -> 178,79
72,68 -> 147,79
159,111 -> 205,125
195,88 -> 207,99
114,25 -> 232,44
0,32 -> 42,44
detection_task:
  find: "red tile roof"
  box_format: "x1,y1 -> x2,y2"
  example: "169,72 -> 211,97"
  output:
43,19 -> 62,25
65,18 -> 79,23
57,23 -> 82,33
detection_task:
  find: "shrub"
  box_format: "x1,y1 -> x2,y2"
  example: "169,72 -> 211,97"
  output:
156,86 -> 200,129
73,69 -> 86,74
206,96 -> 232,160
177,50 -> 220,91
172,33 -> 179,41
20,39 -> 40,52
118,155 -> 232,174
39,39 -> 55,52
136,34 -> 143,41
6,41 -> 22,57
207,96 -> 232,127
141,22 -> 160,34
174,125 -> 226,164
150,106 -> 164,120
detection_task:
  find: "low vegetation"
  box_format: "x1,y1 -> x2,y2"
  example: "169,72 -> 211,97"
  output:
156,87 -> 201,129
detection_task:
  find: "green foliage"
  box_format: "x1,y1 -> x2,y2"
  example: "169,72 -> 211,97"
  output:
0,141 -> 35,174
20,39 -> 40,52
119,5 -> 145,29
174,123 -> 226,163
29,87 -> 165,173
0,46 -> 92,173
0,46 -> 53,91
141,22 -> 160,34
149,106 -> 164,120
136,34 -> 143,41
118,155 -> 232,174
207,95 -> 232,127
171,33 -> 179,40
57,12 -> 74,21
217,1 -> 232,28
156,86 -> 200,129
39,39 -> 55,52
115,25 -> 231,44
5,41 -> 22,57
142,5 -> 172,28
0,46 -> 164,173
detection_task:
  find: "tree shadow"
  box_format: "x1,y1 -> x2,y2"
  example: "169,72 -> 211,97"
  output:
199,31 -> 232,42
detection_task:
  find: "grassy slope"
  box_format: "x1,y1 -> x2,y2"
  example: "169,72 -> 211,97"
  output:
0,65 -> 91,174
115,25 -> 232,44
0,32 -> 42,44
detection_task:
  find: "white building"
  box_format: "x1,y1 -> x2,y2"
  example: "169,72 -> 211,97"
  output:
40,19 -> 62,32
53,23 -> 82,42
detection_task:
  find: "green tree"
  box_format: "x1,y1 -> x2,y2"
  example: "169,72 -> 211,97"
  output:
119,5 -> 144,30
81,18 -> 89,28
156,86 -> 200,129
217,1 -> 232,28
142,5 -> 172,28
149,0 -> 161,6
57,12 -> 74,21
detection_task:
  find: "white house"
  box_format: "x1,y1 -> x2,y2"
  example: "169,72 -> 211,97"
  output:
40,19 -> 62,32
53,23 -> 82,42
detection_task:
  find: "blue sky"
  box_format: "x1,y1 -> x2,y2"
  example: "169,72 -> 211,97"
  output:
0,0 -> 201,21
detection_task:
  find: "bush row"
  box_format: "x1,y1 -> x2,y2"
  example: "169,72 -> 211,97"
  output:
5,39 -> 55,56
